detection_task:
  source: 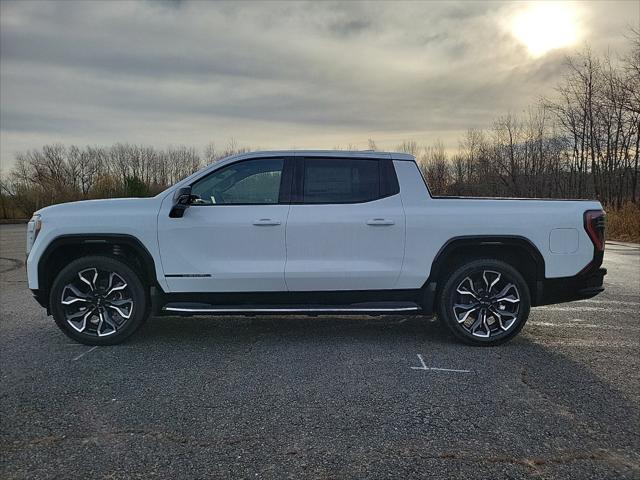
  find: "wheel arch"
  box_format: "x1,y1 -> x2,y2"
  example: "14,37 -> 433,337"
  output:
37,234 -> 159,311
421,235 -> 546,312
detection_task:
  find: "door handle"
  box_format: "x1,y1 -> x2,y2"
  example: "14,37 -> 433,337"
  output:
366,218 -> 395,226
253,219 -> 281,226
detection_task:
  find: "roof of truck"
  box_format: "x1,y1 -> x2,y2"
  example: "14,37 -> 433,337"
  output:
220,150 -> 416,162
171,150 -> 416,192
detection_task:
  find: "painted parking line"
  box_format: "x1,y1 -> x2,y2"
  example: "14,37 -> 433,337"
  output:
529,321 -> 636,330
410,354 -> 472,373
535,305 -> 637,313
536,340 -> 639,348
72,346 -> 98,361
577,299 -> 640,306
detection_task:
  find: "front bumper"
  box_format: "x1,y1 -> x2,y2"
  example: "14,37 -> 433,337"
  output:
536,267 -> 606,306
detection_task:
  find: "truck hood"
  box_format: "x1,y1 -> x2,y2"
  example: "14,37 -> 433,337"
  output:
32,196 -> 163,251
36,197 -> 159,217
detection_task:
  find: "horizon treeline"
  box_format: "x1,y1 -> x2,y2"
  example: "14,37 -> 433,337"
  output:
0,32 -> 638,219
408,31 -> 638,206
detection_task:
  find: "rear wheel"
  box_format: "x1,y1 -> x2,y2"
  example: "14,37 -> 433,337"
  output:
437,259 -> 530,346
50,255 -> 149,345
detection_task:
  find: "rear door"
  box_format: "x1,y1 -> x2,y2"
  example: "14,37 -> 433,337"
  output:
284,156 -> 405,291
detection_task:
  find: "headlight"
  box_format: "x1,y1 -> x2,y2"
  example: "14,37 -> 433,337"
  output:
26,214 -> 42,256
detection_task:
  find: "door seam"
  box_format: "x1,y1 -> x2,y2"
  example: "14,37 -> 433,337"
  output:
283,203 -> 292,291
392,191 -> 408,289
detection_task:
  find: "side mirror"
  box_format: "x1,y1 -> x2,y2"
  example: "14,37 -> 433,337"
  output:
169,186 -> 192,218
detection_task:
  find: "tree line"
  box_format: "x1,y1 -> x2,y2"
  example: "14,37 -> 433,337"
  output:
0,141 -> 250,218
0,32 -> 638,219
409,32 -> 639,206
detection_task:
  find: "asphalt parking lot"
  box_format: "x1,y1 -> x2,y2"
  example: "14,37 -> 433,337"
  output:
1,224 -> 638,479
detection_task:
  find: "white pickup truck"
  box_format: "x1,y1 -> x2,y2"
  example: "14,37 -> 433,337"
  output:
26,150 -> 606,346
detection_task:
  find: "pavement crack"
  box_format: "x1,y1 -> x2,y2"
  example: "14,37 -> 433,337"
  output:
0,257 -> 24,273
1,429 -> 263,451
436,450 -> 638,473
519,368 -> 576,419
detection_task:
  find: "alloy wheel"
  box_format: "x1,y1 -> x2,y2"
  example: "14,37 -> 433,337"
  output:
60,267 -> 134,337
452,269 -> 520,338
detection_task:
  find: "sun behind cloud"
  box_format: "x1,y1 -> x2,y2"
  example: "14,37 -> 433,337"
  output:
511,2 -> 581,57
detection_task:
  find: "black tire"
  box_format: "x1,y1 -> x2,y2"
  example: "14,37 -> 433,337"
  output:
437,258 -> 531,346
50,255 -> 149,345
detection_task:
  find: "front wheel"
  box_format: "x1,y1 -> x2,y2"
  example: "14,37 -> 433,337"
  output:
50,255 -> 149,345
437,259 -> 531,346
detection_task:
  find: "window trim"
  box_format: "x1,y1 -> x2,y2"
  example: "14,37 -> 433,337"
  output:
292,157 -> 399,205
188,157 -> 293,206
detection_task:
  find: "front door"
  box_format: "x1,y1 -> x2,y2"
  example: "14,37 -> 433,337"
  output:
158,157 -> 290,292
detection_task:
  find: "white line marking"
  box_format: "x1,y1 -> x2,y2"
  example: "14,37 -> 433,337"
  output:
530,321 -> 636,330
538,340 -> 639,348
72,346 -> 98,361
578,299 -> 640,305
411,353 -> 428,370
535,306 -> 637,313
425,366 -> 474,373
410,354 -> 472,373
532,321 -> 599,328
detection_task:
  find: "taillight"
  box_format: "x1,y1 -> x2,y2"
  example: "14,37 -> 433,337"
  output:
584,210 -> 605,251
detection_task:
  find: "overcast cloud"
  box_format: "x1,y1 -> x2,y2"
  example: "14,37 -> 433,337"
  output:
1,0 -> 638,172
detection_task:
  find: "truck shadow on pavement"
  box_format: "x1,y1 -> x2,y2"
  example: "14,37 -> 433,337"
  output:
124,314 -> 639,476
101,314 -> 639,476
138,314 -> 454,346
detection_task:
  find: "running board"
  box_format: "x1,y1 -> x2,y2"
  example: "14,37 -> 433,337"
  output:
161,301 -> 422,315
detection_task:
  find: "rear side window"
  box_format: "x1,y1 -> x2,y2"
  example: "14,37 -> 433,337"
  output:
302,158 -> 380,204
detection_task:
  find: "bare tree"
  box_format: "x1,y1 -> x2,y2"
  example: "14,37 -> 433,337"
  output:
396,140 -> 419,157
419,141 -> 450,195
204,142 -> 217,164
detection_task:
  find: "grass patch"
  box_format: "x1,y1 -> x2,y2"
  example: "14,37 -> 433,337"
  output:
606,202 -> 640,243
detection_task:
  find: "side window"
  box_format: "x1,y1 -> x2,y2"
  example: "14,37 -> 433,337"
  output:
303,158 -> 380,204
191,158 -> 284,205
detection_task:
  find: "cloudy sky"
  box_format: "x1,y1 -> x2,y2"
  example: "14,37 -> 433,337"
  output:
1,0 -> 638,172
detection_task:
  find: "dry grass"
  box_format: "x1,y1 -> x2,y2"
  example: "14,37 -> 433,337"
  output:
606,202 -> 640,243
